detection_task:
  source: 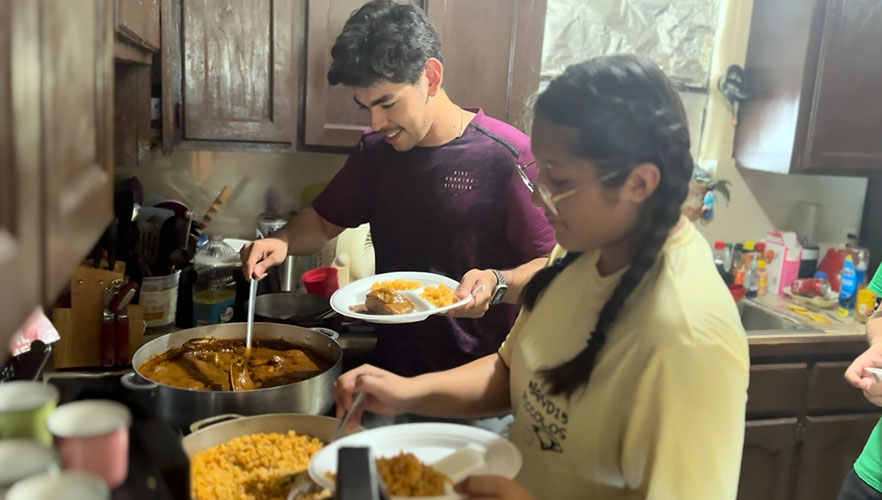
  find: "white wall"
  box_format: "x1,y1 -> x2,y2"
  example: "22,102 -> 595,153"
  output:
118,149 -> 346,239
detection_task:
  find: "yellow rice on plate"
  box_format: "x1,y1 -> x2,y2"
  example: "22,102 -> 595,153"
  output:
419,284 -> 457,308
371,279 -> 422,291
191,431 -> 327,500
325,452 -> 451,497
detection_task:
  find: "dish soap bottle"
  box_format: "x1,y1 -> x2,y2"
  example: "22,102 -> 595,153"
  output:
839,255 -> 858,317
193,235 -> 238,326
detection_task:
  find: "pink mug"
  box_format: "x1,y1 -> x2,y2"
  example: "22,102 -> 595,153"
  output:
46,400 -> 131,489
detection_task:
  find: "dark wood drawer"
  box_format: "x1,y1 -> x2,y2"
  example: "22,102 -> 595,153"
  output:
747,363 -> 807,416
807,361 -> 880,413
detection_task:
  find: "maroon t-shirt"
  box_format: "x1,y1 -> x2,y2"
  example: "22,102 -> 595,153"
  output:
313,109 -> 556,376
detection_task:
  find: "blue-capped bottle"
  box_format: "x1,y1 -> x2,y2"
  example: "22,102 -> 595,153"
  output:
838,255 -> 858,317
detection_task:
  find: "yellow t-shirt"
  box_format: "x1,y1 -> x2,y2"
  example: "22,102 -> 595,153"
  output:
499,219 -> 749,500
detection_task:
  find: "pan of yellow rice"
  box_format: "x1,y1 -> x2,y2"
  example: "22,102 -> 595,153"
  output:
183,413 -> 360,500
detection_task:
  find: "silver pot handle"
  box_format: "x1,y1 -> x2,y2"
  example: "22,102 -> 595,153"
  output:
189,413 -> 246,433
120,371 -> 158,391
309,327 -> 340,341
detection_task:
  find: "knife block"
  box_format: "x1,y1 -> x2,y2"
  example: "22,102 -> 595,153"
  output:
52,262 -> 145,369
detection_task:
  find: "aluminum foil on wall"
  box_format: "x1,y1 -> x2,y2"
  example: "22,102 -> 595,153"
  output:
542,0 -> 721,87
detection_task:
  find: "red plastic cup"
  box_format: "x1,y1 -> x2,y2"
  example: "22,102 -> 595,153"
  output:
303,267 -> 340,298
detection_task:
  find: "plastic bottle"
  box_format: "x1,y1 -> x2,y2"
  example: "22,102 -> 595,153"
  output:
713,241 -> 731,273
746,260 -> 759,298
838,255 -> 858,317
855,247 -> 870,286
732,244 -> 745,286
758,260 -> 768,296
193,235 -> 239,326
743,241 -> 757,269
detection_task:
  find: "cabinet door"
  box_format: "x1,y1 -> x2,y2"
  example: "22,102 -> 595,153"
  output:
426,0 -> 546,130
303,0 -> 547,147
737,418 -> 798,500
0,0 -> 42,339
181,0 -> 296,143
803,0 -> 882,172
795,414 -> 879,500
116,0 -> 160,51
40,0 -> 115,303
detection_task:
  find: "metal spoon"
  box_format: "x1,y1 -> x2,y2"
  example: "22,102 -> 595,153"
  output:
231,278 -> 258,391
333,383 -> 368,441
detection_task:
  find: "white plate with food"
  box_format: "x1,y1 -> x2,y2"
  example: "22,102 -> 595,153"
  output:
309,423 -> 522,499
330,272 -> 471,324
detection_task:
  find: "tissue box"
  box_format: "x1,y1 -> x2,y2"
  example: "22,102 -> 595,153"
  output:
764,231 -> 802,295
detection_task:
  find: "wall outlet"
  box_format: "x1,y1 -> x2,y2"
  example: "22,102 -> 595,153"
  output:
842,226 -> 859,245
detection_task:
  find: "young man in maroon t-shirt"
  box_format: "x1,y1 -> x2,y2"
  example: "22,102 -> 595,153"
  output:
242,0 -> 555,378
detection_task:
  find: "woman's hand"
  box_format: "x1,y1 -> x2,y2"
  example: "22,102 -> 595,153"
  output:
334,364 -> 423,429
454,476 -> 536,500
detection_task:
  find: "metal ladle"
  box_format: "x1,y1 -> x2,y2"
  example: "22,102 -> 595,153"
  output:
231,278 -> 258,391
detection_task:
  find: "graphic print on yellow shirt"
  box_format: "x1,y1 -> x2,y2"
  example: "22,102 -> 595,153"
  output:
499,220 -> 749,500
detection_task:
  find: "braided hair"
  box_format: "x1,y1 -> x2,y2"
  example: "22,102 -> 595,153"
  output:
522,55 -> 694,398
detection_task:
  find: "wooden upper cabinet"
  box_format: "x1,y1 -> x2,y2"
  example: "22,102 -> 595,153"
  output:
181,0 -> 297,143
803,0 -> 882,172
40,0 -> 115,303
303,0 -> 548,148
735,0 -> 882,174
0,0 -> 42,338
116,0 -> 160,51
426,0 -> 546,131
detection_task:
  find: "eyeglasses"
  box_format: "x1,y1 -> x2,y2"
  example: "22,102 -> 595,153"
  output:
516,161 -> 626,216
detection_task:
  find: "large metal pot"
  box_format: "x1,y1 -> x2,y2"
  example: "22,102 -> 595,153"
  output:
121,323 -> 342,429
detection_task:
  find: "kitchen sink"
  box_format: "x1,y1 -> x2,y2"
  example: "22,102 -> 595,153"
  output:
739,301 -> 823,335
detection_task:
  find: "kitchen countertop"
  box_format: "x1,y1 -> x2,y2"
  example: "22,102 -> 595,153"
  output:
744,294 -> 869,359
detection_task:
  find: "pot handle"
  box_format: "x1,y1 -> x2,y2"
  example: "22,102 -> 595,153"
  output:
120,371 -> 158,391
189,414 -> 246,433
310,327 -> 340,341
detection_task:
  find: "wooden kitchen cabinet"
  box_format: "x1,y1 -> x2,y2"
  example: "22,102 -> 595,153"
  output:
795,414 -> 878,500
738,343 -> 882,500
737,419 -> 798,500
0,0 -> 43,339
40,0 -> 115,303
735,0 -> 882,174
0,0 -> 114,337
303,0 -> 548,147
115,0 -> 160,63
179,0 -> 298,143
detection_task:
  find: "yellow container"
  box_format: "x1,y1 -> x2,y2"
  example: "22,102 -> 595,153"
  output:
856,286 -> 877,324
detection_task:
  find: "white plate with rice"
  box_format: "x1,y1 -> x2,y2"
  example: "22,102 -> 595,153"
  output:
329,272 -> 471,324
309,422 -> 522,499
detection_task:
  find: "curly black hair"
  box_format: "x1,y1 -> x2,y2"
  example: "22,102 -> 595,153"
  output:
328,0 -> 443,88
523,54 -> 694,399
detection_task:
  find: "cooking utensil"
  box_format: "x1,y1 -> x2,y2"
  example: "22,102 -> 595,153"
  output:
121,323 -> 342,428
195,186 -> 232,235
230,279 -> 258,391
249,292 -> 335,327
333,390 -> 366,441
